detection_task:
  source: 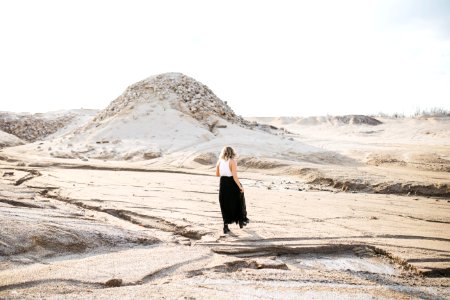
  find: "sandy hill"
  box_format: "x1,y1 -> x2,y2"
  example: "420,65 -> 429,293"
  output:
6,73 -> 325,166
88,73 -> 251,128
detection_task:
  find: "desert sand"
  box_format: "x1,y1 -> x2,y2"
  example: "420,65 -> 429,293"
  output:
0,73 -> 449,299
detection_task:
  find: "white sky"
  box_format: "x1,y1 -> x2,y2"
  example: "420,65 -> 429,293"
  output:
1,0 -> 449,116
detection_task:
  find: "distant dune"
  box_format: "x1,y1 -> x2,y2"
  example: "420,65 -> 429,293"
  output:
251,115 -> 382,126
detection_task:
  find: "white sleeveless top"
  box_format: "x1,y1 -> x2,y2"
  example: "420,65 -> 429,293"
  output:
219,159 -> 233,177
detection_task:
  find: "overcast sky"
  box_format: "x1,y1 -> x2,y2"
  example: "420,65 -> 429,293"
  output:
1,0 -> 449,116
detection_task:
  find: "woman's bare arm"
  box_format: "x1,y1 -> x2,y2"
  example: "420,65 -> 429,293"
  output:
216,161 -> 220,177
230,159 -> 243,192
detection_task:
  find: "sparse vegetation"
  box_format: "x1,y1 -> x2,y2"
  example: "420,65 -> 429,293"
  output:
372,112 -> 405,119
372,107 -> 450,119
413,107 -> 450,118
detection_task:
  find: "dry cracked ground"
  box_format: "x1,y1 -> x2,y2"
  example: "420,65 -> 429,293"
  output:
0,159 -> 449,299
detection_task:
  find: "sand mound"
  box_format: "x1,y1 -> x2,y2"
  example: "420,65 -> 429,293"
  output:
17,72 -> 317,162
331,115 -> 382,125
51,72 -> 253,161
87,72 -> 250,129
292,115 -> 382,126
0,110 -> 97,142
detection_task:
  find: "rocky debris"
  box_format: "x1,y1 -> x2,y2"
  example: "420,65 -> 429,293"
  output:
289,115 -> 382,126
331,115 -> 382,125
239,156 -> 288,169
366,154 -> 408,167
372,182 -> 450,197
87,73 -> 252,129
0,112 -> 75,142
143,151 -> 162,160
353,246 -> 377,258
50,151 -> 76,159
241,122 -> 292,135
215,259 -> 289,272
104,278 -> 123,287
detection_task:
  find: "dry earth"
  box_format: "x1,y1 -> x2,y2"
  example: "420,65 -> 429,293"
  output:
0,73 -> 449,299
0,157 -> 449,299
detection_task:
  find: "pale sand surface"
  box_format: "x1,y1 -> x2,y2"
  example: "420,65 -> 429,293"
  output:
0,158 -> 449,299
0,74 -> 449,298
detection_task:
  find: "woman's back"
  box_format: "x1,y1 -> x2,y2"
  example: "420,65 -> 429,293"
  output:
219,159 -> 232,177
216,146 -> 248,234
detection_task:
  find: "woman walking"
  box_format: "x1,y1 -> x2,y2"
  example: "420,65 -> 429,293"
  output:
216,146 -> 247,234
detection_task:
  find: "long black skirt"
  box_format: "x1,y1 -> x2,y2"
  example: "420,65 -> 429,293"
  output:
219,176 -> 244,225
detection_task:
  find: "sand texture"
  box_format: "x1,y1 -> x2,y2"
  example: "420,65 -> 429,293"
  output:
0,73 -> 449,299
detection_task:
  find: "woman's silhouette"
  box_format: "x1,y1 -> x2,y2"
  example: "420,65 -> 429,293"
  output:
216,146 -> 248,234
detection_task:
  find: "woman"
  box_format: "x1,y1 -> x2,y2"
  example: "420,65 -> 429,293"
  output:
216,146 -> 247,234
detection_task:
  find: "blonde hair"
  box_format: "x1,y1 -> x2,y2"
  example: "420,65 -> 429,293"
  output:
220,146 -> 236,160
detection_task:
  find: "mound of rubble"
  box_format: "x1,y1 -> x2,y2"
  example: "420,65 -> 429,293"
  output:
60,73 -> 263,161
331,115 -> 382,125
291,115 -> 382,126
46,73 -> 259,161
5,73 -> 317,162
88,72 -> 251,129
0,112 -> 75,142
